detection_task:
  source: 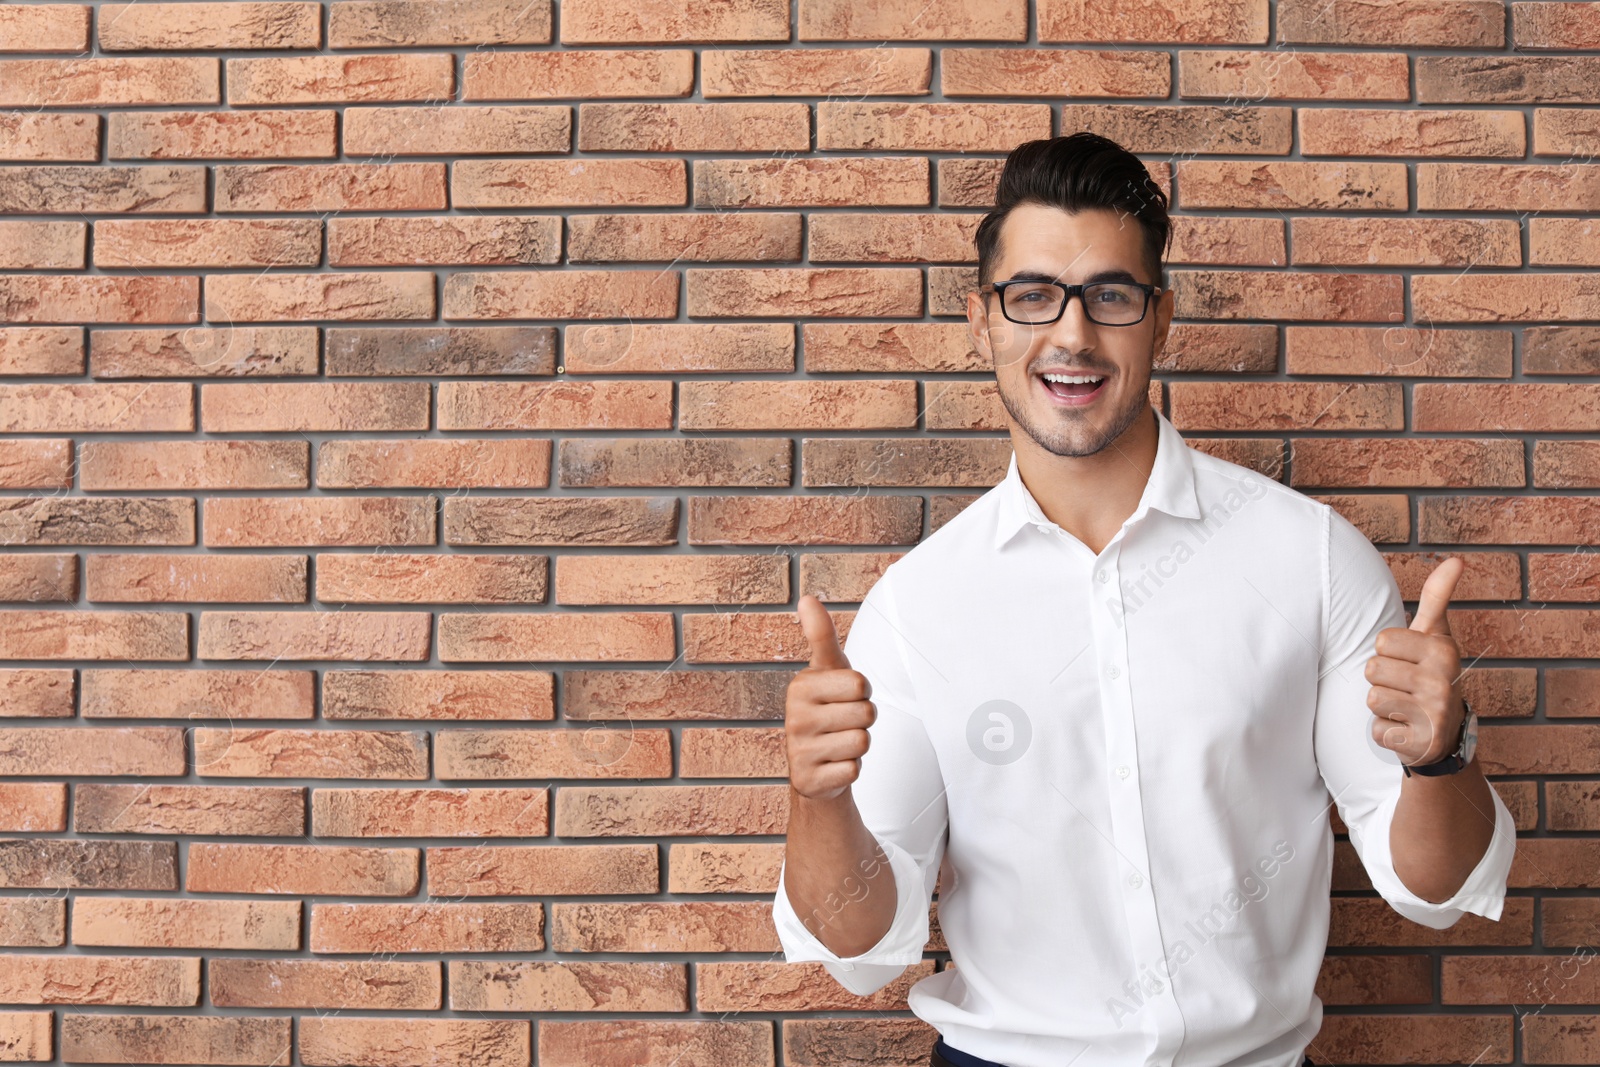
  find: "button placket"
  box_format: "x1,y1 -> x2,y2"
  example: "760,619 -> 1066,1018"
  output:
1093,542 -> 1187,1057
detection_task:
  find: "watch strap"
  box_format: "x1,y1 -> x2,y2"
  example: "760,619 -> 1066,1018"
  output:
1402,699 -> 1472,778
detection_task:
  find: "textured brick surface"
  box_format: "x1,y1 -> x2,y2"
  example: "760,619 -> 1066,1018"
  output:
0,1 -> 1577,1061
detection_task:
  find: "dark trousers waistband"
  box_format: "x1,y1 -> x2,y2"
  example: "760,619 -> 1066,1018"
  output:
930,1038 -> 1316,1067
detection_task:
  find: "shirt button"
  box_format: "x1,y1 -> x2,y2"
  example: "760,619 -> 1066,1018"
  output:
1107,664 -> 1120,679
840,962 -> 855,971
1128,873 -> 1143,888
1116,765 -> 1130,779
1096,569 -> 1109,583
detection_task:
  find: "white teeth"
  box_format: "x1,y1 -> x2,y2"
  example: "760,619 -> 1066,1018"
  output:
1041,373 -> 1105,384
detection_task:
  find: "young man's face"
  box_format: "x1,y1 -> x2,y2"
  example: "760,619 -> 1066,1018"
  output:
966,202 -> 1174,459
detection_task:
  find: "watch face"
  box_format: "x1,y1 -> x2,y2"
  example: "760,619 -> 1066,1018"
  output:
1460,709 -> 1478,763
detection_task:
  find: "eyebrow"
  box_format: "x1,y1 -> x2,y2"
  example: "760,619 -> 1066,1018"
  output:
1003,268 -> 1144,285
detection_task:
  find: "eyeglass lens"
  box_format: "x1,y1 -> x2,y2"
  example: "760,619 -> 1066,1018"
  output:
1001,282 -> 1148,325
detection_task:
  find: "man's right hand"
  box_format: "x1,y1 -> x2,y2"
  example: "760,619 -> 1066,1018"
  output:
786,593 -> 877,801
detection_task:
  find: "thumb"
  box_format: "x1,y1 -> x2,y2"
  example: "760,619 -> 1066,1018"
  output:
1409,555 -> 1464,636
796,593 -> 850,671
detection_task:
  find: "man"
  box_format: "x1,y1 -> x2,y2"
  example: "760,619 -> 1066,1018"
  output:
772,133 -> 1514,1067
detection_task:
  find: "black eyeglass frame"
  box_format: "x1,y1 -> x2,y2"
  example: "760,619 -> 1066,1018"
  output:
977,280 -> 1162,327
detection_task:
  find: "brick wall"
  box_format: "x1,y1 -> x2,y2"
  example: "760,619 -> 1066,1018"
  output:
0,0 -> 1594,1063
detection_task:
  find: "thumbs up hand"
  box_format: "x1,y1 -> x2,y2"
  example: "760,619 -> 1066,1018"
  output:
1364,555 -> 1469,768
785,594 -> 877,801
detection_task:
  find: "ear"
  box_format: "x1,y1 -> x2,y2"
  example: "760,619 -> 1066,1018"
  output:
967,289 -> 995,363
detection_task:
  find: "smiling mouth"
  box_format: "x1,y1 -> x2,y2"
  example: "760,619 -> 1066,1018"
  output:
1036,370 -> 1109,404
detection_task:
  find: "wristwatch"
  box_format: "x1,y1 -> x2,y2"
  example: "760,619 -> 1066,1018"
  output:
1402,699 -> 1477,777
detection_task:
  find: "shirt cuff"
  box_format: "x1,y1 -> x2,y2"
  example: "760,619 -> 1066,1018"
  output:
772,833 -> 932,996
1353,775 -> 1517,929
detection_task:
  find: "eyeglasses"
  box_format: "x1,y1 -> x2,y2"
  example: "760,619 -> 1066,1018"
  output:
978,279 -> 1161,327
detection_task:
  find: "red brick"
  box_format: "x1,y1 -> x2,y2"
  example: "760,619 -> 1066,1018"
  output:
1279,0 -> 1503,45
196,611 -> 431,661
555,554 -> 786,605
558,437 -> 790,488
801,0 -> 1025,40
203,497 -> 434,547
96,223 -> 322,272
90,323 -> 319,374
193,728 -> 429,780
686,268 -> 923,316
448,959 -> 683,1011
555,784 -> 786,835
579,102 -> 808,151
694,157 -> 929,208
0,782 -> 69,830
688,494 -> 923,545
0,669 -> 75,718
0,5 -> 90,52
107,110 -> 336,161
325,325 -> 555,375
0,954 -> 199,1005
82,668 -> 314,720
316,553 -> 547,604
705,47 -> 931,97
0,220 -> 86,267
210,958 -> 440,1010
0,58 -> 219,108
216,163 -> 446,212
562,0 -> 788,42
0,554 -> 76,603
0,840 -> 178,890
73,783 -> 305,835
0,441 -> 71,489
0,114 -> 98,164
62,1014 -> 288,1065
680,379 -> 918,430
80,440 -> 308,490
0,726 -> 185,777
1178,49 -> 1410,100
86,554 -> 306,604
550,900 -> 777,951
1285,324 -> 1512,376
310,901 -> 545,953
587,210 -> 797,264
0,611 -> 188,660
562,322 -> 793,373
317,439 -> 549,488
542,1021 -> 771,1067
186,843 -> 418,895
98,2 -> 321,50
442,269 -> 679,320
427,845 -> 658,896
202,271 -> 435,323
462,49 -> 694,100
445,496 -> 679,546
201,382 -> 429,432
299,1017 -> 528,1067
562,668 -> 790,721
329,0 -> 553,47
453,158 -> 687,208
0,326 -> 83,374
0,497 -> 194,546
227,54 -> 453,105
311,788 -> 549,838
323,669 -> 554,721
820,101 -> 1049,151
328,215 -> 561,266
438,612 -> 676,662
0,276 -> 198,325
437,380 -> 672,430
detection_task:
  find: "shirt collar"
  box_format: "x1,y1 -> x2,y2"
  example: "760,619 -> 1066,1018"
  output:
992,407 -> 1203,551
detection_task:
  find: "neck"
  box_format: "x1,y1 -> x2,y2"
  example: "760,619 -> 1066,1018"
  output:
1012,406 -> 1160,555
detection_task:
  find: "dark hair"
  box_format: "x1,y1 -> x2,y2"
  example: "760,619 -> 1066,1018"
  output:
974,132 -> 1171,293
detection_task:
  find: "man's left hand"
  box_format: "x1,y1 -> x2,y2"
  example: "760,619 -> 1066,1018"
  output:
1364,555 -> 1468,767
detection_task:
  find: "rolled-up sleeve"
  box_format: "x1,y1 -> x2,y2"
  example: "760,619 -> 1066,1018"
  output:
1312,505 -> 1515,929
772,567 -> 950,996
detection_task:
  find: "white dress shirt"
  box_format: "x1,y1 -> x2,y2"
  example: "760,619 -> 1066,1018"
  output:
773,406 -> 1516,1067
